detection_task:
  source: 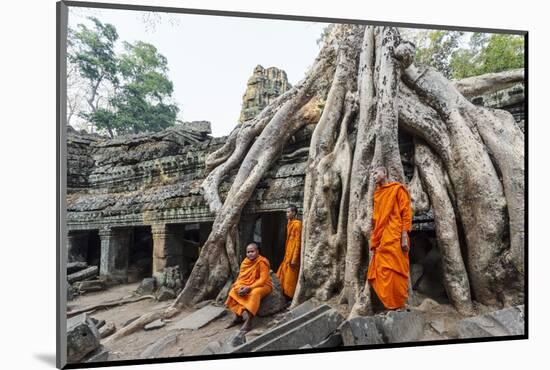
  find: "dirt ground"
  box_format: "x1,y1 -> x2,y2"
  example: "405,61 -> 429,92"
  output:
67,283 -> 494,362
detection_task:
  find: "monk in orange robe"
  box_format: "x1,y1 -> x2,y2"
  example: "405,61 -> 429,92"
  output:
276,205 -> 302,299
367,166 -> 412,310
225,242 -> 272,332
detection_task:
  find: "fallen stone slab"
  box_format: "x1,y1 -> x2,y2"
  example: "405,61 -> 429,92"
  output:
68,266 -> 99,284
288,299 -> 317,319
67,313 -> 101,363
75,279 -> 106,293
232,305 -> 344,353
257,272 -> 288,317
140,331 -> 179,359
375,309 -> 425,343
67,262 -> 88,274
340,316 -> 384,346
144,319 -> 166,331
457,305 -> 524,339
172,305 -> 227,330
99,323 -> 116,339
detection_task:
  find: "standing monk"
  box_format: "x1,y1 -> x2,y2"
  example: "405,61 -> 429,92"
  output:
367,166 -> 412,310
225,242 -> 272,332
276,205 -> 302,299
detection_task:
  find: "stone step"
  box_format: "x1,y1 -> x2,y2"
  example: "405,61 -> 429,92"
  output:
232,304 -> 344,353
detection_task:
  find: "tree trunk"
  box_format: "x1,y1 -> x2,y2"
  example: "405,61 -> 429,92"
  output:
160,24 -> 523,318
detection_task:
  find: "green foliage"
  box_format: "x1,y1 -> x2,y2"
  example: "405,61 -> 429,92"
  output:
69,17 -> 119,92
415,30 -> 464,79
449,33 -> 524,79
405,29 -> 524,80
68,17 -> 179,137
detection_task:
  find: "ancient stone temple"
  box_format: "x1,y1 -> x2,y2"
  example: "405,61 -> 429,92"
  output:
239,65 -> 291,123
66,69 -> 524,303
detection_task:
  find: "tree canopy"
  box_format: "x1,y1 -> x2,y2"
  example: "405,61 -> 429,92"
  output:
68,17 -> 179,137
408,29 -> 524,80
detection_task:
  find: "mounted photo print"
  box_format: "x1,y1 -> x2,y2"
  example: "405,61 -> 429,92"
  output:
56,1 -> 527,368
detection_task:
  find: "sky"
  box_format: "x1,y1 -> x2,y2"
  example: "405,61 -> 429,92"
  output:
68,7 -> 328,137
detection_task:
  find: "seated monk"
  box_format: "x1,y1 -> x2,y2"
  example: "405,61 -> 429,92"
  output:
225,242 -> 272,332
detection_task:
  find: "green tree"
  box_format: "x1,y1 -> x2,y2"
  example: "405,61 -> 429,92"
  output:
68,17 -> 179,137
90,41 -> 178,136
69,16 -> 119,127
449,33 -> 524,79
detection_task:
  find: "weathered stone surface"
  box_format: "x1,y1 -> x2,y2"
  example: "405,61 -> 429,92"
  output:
456,305 -> 524,339
239,65 -> 291,123
99,322 -> 116,338
140,332 -> 179,359
430,319 -> 446,335
144,319 -> 166,331
288,299 -> 317,319
66,313 -> 101,363
172,305 -> 227,330
67,266 -> 98,284
67,261 -> 88,274
315,332 -> 343,348
74,279 -> 106,293
94,319 -> 106,330
375,309 -> 425,343
232,305 -> 344,353
156,266 -> 184,293
156,287 -> 176,302
257,272 -> 288,317
136,277 -> 156,295
84,345 -> 109,363
340,316 -> 384,346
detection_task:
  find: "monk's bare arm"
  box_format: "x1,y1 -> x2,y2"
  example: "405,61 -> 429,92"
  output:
398,188 -> 413,252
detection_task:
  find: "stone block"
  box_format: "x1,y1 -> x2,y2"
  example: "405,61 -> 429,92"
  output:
156,287 -> 176,302
232,305 -> 344,353
257,272 -> 288,317
172,305 -> 227,330
340,316 -> 384,346
457,305 -> 525,339
375,309 -> 425,343
136,277 -> 156,295
66,313 -> 101,363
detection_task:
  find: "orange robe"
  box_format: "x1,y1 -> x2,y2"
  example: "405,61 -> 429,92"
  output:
367,181 -> 412,309
225,255 -> 273,316
276,219 -> 302,298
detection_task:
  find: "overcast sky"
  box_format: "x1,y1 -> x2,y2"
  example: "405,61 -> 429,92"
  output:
68,7 -> 328,137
